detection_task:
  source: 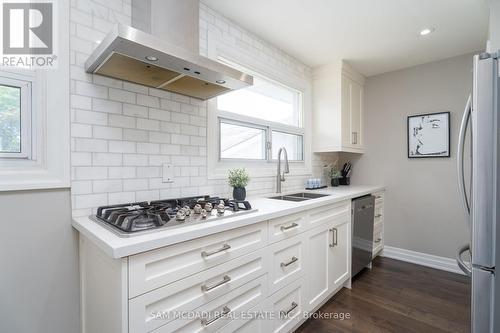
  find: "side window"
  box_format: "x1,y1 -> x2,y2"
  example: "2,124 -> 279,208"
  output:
0,75 -> 31,159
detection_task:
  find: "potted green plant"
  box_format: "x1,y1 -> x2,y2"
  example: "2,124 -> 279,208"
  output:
228,168 -> 250,201
329,167 -> 341,187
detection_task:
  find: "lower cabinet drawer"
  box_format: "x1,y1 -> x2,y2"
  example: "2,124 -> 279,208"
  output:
269,235 -> 305,294
373,225 -> 383,256
268,212 -> 306,244
218,302 -> 267,333
151,275 -> 268,333
263,277 -> 306,333
129,249 -> 268,332
129,223 -> 267,297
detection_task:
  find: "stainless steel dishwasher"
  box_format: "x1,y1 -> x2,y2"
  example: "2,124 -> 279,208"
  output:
351,195 -> 375,277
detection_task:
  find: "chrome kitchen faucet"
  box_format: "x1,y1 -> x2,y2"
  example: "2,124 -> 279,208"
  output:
276,147 -> 290,193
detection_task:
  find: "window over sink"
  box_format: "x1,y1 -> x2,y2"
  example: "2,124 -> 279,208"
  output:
208,58 -> 306,179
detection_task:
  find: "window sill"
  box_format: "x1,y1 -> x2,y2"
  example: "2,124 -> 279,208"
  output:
207,162 -> 312,180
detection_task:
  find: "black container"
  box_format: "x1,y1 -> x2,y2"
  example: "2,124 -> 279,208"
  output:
331,178 -> 340,187
339,177 -> 350,186
233,187 -> 246,201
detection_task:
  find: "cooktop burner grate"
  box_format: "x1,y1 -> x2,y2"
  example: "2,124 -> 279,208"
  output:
92,195 -> 256,237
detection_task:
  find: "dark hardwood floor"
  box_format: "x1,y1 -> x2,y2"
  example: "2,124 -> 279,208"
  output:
296,257 -> 471,333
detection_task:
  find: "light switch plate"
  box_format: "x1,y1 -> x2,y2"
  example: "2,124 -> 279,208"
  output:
162,163 -> 174,183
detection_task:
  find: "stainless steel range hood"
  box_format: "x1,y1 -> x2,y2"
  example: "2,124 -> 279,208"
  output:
85,0 -> 252,100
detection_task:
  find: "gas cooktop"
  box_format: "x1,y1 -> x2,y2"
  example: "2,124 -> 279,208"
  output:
90,195 -> 256,237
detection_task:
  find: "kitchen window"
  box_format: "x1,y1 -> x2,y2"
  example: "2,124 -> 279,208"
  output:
0,75 -> 31,159
215,61 -> 304,163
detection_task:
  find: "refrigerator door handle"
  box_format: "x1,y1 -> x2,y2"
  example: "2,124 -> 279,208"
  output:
456,244 -> 472,277
457,94 -> 472,217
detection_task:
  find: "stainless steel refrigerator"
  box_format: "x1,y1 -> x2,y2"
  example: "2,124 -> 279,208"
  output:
457,51 -> 500,333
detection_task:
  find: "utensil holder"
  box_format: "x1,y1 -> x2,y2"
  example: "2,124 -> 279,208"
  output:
339,177 -> 350,185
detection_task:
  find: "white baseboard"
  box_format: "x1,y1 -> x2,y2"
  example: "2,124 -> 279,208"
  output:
381,246 -> 466,275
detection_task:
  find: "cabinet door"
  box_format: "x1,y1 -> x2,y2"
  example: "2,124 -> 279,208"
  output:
263,278 -> 306,333
304,222 -> 332,311
349,81 -> 363,147
329,219 -> 351,290
341,74 -> 352,147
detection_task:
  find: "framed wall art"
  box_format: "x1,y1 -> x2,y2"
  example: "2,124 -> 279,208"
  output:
407,112 -> 450,158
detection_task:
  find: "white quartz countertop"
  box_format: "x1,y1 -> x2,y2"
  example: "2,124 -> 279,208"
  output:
72,185 -> 385,258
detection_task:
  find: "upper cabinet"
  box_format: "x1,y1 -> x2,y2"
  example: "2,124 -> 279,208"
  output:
312,61 -> 365,153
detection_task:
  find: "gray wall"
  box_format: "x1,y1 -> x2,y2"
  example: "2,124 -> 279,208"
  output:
489,0 -> 500,51
350,53 -> 475,258
0,189 -> 79,333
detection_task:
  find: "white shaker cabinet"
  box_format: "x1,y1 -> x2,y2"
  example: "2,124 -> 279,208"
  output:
304,213 -> 351,311
78,195 -> 387,333
313,61 -> 365,153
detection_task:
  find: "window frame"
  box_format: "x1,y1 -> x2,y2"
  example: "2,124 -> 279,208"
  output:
206,47 -> 312,179
0,75 -> 32,159
216,58 -> 305,164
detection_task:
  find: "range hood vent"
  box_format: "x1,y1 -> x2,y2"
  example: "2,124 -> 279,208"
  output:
85,1 -> 252,100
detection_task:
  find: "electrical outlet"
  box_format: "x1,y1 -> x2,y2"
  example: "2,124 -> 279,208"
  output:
162,163 -> 174,183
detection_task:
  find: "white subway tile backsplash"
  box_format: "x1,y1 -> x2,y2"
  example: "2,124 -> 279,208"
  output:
93,98 -> 122,114
171,112 -> 190,124
137,118 -> 160,131
149,132 -> 170,143
109,88 -> 136,104
123,128 -> 148,142
93,75 -> 123,88
123,82 -> 149,94
75,193 -> 108,209
148,88 -> 171,99
148,108 -> 171,121
93,126 -> 123,140
109,140 -> 136,153
74,109 -> 108,125
108,192 -> 136,205
71,152 -> 92,166
180,124 -> 198,136
170,134 -> 190,145
136,94 -> 160,108
109,114 -> 136,128
160,144 -> 181,155
108,167 -> 136,179
123,154 -> 148,166
93,179 -> 122,193
71,180 -> 93,195
160,99 -> 181,112
123,104 -> 148,118
136,190 -> 160,201
71,0 -> 314,215
160,122 -> 181,134
92,152 -> 122,166
75,166 -> 108,180
148,155 -> 171,166
71,123 -> 93,138
71,94 -> 92,110
75,138 -> 107,152
123,178 -> 148,191
137,166 -> 161,178
136,142 -> 160,154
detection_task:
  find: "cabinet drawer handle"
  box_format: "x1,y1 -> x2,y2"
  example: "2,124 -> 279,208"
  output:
375,238 -> 382,243
329,228 -> 338,247
376,196 -> 382,199
281,223 -> 299,231
280,302 -> 298,318
201,275 -> 231,292
200,306 -> 230,326
201,244 -> 231,258
375,214 -> 382,218
280,256 -> 298,268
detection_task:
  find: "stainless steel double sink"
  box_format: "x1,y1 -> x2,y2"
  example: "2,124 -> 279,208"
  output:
268,192 -> 330,202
